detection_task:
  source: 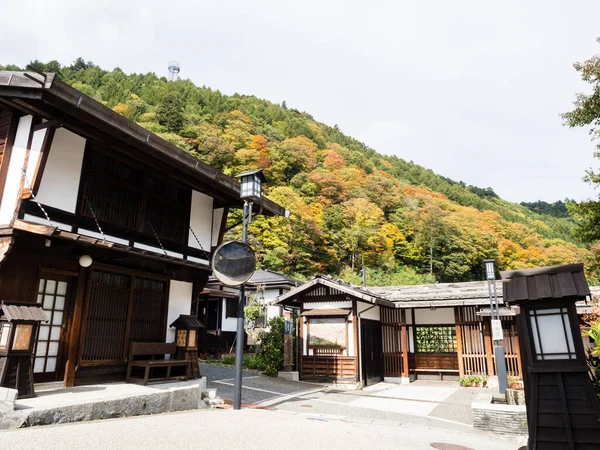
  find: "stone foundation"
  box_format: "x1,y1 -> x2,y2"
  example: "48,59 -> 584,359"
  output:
472,392 -> 528,436
0,377 -> 208,430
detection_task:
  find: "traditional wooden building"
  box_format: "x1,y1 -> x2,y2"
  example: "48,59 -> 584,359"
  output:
276,275 -> 589,386
195,270 -> 300,354
0,71 -> 284,386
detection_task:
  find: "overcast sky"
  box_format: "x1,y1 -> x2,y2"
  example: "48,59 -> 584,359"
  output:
2,0 -> 600,203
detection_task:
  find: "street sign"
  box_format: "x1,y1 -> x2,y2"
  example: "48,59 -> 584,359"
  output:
491,319 -> 504,341
211,240 -> 256,286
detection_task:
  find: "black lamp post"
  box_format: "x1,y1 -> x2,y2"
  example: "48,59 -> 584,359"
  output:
483,259 -> 508,394
233,169 -> 266,410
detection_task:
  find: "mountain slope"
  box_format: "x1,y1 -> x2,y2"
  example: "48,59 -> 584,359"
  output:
4,59 -> 594,284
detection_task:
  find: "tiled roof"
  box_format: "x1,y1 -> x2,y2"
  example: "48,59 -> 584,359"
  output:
501,263 -> 590,304
169,315 -> 205,329
0,302 -> 48,322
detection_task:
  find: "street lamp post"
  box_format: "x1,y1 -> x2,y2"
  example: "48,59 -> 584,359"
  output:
233,170 -> 266,410
483,259 -> 508,394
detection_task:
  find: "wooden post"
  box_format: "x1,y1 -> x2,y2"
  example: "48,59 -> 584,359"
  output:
64,266 -> 88,387
514,318 -> 523,378
401,309 -> 409,378
352,300 -> 359,382
454,307 -> 465,377
283,311 -> 293,371
483,319 -> 495,376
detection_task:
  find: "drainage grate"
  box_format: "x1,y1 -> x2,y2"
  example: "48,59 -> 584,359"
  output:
430,444 -> 475,450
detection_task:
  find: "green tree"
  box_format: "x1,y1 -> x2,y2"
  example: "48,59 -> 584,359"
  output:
156,92 -> 184,133
563,38 -> 600,242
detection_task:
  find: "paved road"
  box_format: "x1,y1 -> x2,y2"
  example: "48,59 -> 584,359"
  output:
200,363 -> 508,436
0,408 -> 519,450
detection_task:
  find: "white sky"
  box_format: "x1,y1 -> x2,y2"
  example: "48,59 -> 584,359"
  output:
2,0 -> 600,203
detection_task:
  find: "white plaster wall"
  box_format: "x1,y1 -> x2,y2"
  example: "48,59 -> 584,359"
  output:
36,128 -> 86,213
23,213 -> 72,232
408,326 -> 415,352
357,302 -> 380,321
0,115 -> 32,224
24,128 -> 47,183
211,207 -> 224,247
406,308 -> 413,325
166,280 -> 193,343
221,298 -> 237,332
188,190 -> 213,251
414,307 -> 455,325
303,301 -> 352,310
303,318 -> 308,355
347,313 -> 355,356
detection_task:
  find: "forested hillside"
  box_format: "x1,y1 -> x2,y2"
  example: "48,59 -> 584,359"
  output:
3,59 -> 596,284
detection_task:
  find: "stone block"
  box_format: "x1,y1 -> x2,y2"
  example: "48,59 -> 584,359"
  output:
171,386 -> 200,412
278,371 -> 299,381
202,389 -> 217,400
506,388 -> 526,406
0,387 -> 18,413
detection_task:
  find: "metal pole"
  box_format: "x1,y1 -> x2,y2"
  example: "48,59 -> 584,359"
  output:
361,254 -> 366,288
233,201 -> 250,410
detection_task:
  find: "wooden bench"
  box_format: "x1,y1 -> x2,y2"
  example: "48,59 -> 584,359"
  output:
126,342 -> 189,385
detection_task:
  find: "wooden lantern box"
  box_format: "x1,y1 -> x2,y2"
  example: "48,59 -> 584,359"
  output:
0,301 -> 48,398
170,315 -> 205,379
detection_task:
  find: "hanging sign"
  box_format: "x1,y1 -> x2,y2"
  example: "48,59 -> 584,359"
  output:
211,240 -> 256,286
491,319 -> 504,341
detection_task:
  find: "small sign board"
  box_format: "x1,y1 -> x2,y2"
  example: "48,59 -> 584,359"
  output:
491,319 -> 504,341
284,318 -> 292,335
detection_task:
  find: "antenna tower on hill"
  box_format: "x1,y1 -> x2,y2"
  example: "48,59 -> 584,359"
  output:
168,61 -> 180,81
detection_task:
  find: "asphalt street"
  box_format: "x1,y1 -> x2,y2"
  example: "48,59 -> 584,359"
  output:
0,407 -> 518,450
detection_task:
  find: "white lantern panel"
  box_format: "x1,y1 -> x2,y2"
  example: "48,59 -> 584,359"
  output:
38,279 -> 45,293
529,307 -> 576,360
46,357 -> 57,372
37,294 -> 43,304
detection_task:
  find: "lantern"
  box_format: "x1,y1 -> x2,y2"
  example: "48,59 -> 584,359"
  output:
483,259 -> 496,281
502,263 -> 600,449
0,301 -> 48,398
237,169 -> 266,202
169,315 -> 205,379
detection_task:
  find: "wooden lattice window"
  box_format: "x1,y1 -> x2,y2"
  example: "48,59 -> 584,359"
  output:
143,175 -> 188,244
79,147 -> 190,245
415,326 -> 457,353
81,150 -> 143,231
82,270 -> 132,363
130,277 -> 168,343
81,268 -> 168,364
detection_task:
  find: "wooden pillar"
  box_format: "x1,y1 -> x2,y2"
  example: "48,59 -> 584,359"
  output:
483,318 -> 495,376
352,300 -> 359,382
64,266 -> 88,387
514,318 -> 523,378
401,309 -> 408,377
455,307 -> 465,377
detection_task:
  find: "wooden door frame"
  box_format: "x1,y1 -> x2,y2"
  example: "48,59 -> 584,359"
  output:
34,269 -> 77,383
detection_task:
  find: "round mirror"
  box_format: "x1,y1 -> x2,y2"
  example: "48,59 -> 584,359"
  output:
212,240 -> 256,286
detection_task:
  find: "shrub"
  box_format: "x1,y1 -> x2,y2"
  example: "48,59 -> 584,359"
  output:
220,354 -> 236,365
261,316 -> 285,376
459,375 -> 487,387
243,353 -> 266,370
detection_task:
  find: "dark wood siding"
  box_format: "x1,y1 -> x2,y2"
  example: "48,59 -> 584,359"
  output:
381,307 -> 404,377
301,356 -> 357,382
79,145 -> 190,245
80,267 -> 169,365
